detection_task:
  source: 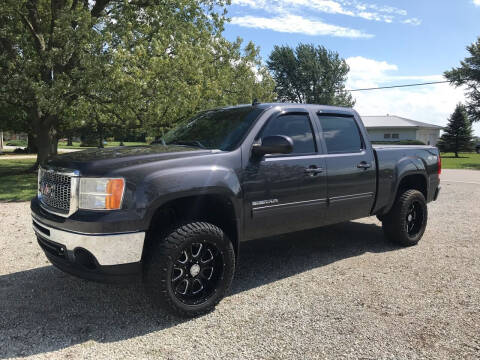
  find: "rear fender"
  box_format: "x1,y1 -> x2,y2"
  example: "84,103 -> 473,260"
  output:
375,156 -> 427,216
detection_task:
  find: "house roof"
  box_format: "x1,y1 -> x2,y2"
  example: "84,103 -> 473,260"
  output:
361,115 -> 443,129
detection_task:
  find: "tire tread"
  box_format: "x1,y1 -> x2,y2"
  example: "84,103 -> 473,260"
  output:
382,189 -> 428,246
144,221 -> 235,317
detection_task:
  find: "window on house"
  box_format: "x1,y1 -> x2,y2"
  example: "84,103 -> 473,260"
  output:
384,134 -> 391,139
392,133 -> 399,139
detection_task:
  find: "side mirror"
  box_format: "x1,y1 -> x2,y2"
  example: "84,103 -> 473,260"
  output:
252,135 -> 294,157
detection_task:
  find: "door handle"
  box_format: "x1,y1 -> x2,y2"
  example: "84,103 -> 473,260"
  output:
305,166 -> 324,175
357,161 -> 371,169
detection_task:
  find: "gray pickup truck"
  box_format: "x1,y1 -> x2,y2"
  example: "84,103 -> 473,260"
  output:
31,103 -> 441,317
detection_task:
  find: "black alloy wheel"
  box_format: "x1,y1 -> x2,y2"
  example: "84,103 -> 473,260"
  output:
171,241 -> 224,305
144,222 -> 235,317
405,200 -> 424,238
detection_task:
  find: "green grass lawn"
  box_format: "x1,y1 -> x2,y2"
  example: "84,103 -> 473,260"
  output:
440,152 -> 480,170
4,139 -> 27,147
0,159 -> 37,202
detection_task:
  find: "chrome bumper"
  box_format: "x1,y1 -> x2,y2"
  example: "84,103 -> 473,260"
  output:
32,218 -> 145,266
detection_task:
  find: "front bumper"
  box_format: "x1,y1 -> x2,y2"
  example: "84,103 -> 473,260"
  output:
32,216 -> 145,283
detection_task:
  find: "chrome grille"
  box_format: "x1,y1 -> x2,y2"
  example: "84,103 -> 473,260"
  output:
38,168 -> 72,212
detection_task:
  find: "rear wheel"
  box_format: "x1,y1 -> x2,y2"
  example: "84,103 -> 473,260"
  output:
382,189 -> 428,246
144,222 -> 235,317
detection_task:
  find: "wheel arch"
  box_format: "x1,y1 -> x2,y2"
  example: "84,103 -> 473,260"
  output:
381,172 -> 428,216
142,193 -> 241,261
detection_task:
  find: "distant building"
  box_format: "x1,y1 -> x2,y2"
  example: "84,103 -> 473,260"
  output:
362,115 -> 443,146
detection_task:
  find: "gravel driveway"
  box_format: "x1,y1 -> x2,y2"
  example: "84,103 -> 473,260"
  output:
0,170 -> 479,359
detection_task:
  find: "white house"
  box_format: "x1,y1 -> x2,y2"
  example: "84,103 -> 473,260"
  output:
361,115 -> 443,146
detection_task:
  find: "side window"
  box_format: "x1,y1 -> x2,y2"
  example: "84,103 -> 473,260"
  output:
261,113 -> 316,154
318,115 -> 363,154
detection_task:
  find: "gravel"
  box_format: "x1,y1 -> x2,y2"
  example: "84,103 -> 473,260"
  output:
0,170 -> 479,359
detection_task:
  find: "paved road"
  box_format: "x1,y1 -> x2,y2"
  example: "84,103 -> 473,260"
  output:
0,171 -> 479,359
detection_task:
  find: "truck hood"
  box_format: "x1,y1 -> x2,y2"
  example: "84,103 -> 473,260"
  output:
46,145 -> 218,175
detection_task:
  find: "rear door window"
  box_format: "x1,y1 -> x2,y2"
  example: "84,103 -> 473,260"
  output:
317,115 -> 363,154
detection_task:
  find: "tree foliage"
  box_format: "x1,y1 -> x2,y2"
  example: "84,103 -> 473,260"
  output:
267,43 -> 354,106
444,37 -> 480,123
437,104 -> 474,157
0,0 -> 275,165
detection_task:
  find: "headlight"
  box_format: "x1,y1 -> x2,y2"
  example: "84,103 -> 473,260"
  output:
79,178 -> 125,210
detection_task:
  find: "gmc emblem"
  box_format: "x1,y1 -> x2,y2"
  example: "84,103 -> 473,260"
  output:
40,182 -> 55,197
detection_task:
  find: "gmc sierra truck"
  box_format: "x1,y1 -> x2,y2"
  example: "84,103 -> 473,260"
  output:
31,103 -> 441,317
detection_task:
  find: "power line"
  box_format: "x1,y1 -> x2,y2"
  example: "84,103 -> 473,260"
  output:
347,80 -> 449,92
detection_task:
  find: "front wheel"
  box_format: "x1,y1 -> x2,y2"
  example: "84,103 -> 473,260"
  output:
144,222 -> 235,317
382,189 -> 428,246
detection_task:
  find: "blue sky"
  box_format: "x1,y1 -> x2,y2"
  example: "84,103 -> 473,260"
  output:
222,0 -> 480,135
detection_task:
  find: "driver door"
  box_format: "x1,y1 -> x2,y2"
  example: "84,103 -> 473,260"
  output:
242,110 -> 328,240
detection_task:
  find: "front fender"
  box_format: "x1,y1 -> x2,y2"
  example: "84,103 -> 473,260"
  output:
137,165 -> 242,226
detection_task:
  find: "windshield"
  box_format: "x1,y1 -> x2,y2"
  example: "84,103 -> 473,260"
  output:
163,106 -> 264,151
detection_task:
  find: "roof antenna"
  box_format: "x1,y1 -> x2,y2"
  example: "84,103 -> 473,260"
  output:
252,98 -> 259,106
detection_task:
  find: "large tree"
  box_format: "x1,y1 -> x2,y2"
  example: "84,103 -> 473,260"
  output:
437,104 -> 474,157
445,37 -> 480,123
267,43 -> 354,106
0,0 -> 275,166
0,0 -> 112,164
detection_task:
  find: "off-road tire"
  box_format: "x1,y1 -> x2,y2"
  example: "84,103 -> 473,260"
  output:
382,189 -> 428,246
144,222 -> 235,317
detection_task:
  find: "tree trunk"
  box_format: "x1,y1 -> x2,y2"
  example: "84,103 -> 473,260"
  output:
27,133 -> 38,154
35,117 -> 60,166
36,125 -> 53,167
50,135 -> 59,156
455,136 -> 459,158
67,136 -> 73,146
98,126 -> 104,148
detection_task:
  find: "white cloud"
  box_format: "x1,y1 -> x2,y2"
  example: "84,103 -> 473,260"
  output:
230,14 -> 373,38
474,0 -> 480,7
231,0 -> 421,25
346,56 -> 480,135
402,17 -> 422,26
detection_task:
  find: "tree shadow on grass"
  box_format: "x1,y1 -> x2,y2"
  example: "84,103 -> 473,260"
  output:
0,173 -> 37,202
0,159 -> 37,202
0,220 -> 399,358
461,163 -> 480,170
441,156 -> 469,159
